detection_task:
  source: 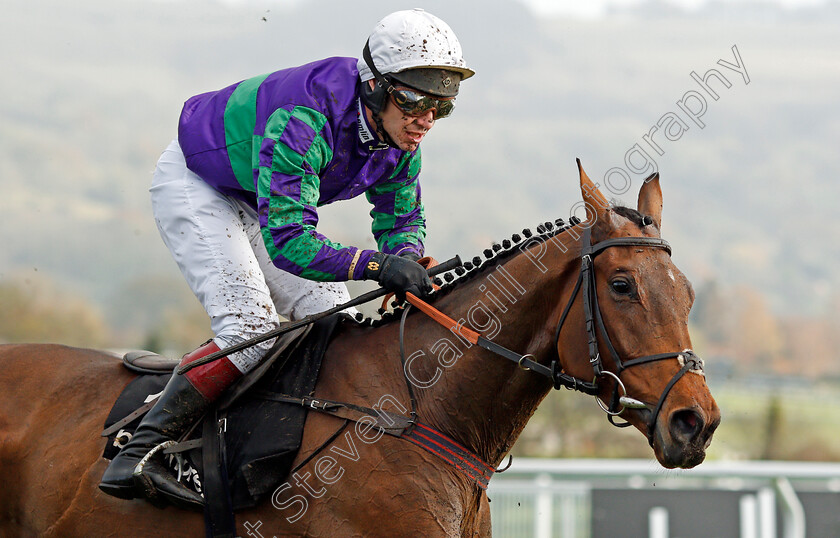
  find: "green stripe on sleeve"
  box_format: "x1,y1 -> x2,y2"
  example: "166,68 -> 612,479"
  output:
277,232 -> 337,282
394,183 -> 419,214
260,227 -> 282,260
369,212 -> 398,237
291,106 -> 328,134
388,148 -> 421,180
407,149 -> 422,178
266,196 -> 303,228
304,135 -> 332,176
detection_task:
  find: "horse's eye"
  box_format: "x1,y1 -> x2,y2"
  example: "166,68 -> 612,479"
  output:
610,278 -> 633,295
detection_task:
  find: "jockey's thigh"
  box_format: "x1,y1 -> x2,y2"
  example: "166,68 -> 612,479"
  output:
231,200 -> 359,322
149,140 -> 356,373
150,140 -> 281,373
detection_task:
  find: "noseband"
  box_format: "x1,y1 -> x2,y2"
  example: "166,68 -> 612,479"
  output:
550,227 -> 705,446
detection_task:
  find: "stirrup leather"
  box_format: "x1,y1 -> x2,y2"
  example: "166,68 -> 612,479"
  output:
133,440 -> 178,476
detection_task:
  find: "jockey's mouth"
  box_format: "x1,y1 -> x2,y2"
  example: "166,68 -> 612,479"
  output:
405,128 -> 428,144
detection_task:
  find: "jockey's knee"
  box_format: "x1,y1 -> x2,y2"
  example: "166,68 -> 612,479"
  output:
288,282 -> 354,321
214,317 -> 280,374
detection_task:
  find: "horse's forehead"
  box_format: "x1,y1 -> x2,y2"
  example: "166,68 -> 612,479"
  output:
596,220 -> 682,280
600,243 -> 689,290
602,246 -> 670,273
610,217 -> 659,238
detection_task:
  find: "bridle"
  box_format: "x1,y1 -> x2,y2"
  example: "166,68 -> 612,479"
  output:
399,223 -> 705,448
550,226 -> 705,445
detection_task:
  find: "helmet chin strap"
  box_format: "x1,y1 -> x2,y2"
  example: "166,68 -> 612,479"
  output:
372,112 -> 401,150
361,40 -> 402,150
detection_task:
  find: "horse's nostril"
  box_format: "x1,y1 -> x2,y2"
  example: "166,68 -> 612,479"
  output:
670,409 -> 704,442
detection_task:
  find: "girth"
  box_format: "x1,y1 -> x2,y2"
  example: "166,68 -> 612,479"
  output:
244,390 -> 497,491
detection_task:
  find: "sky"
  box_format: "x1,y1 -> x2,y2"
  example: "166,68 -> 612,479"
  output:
212,0 -> 838,16
1,0 -> 839,331
520,0 -> 835,17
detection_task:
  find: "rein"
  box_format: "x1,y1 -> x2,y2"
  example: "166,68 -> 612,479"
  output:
176,257 -> 463,376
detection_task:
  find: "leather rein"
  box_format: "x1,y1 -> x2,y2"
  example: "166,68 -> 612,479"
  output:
405,225 -> 704,447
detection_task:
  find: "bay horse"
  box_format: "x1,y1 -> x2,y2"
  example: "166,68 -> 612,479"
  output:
0,163 -> 719,537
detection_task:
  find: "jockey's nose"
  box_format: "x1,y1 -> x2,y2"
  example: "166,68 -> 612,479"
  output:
415,110 -> 435,128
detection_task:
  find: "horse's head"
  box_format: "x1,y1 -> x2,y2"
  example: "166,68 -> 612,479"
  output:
556,161 -> 720,469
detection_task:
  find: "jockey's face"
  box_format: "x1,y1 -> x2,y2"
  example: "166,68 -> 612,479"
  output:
380,95 -> 436,152
368,81 -> 438,152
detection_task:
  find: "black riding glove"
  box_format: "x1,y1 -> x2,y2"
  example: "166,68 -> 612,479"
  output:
398,251 -> 422,262
364,252 -> 433,301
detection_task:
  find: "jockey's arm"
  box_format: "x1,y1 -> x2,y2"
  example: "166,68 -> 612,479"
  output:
365,149 -> 426,260
255,106 -> 426,284
255,105 -> 376,282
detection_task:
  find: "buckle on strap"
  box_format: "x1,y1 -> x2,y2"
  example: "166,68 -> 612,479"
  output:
518,354 -> 535,371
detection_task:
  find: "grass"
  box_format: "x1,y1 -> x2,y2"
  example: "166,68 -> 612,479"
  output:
513,379 -> 840,463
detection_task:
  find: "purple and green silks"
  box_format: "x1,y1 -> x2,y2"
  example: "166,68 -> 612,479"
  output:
177,57 -> 424,281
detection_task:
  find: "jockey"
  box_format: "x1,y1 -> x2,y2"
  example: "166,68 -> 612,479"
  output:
99,9 -> 473,508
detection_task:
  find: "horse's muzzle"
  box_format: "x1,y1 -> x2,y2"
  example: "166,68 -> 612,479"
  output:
655,405 -> 721,469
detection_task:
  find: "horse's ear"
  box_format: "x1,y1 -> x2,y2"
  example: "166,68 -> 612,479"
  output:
638,172 -> 663,230
577,159 -> 614,234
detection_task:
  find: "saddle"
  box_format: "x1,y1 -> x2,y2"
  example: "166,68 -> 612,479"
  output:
101,314 -> 341,512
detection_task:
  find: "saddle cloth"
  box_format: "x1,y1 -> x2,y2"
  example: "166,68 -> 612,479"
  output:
101,314 -> 342,509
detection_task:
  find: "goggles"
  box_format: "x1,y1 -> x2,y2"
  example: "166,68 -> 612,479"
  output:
390,87 -> 455,119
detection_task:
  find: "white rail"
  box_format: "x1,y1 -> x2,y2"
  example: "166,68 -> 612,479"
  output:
487,459 -> 840,538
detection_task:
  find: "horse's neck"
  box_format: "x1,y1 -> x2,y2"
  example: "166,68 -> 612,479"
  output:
410,237 -> 580,464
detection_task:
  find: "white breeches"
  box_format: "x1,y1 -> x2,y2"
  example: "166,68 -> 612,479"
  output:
150,140 -> 356,373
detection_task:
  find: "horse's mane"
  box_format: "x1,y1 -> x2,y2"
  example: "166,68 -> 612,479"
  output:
350,205 -> 644,328
352,215 -> 580,327
612,205 -> 646,226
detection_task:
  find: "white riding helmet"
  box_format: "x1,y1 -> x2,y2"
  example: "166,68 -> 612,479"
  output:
358,8 -> 474,98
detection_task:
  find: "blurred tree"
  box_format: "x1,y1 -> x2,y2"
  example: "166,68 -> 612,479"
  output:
729,287 -> 784,372
0,274 -> 109,347
150,304 -> 214,358
691,280 -> 731,345
760,396 -> 783,460
108,274 -> 212,355
779,317 -> 833,378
